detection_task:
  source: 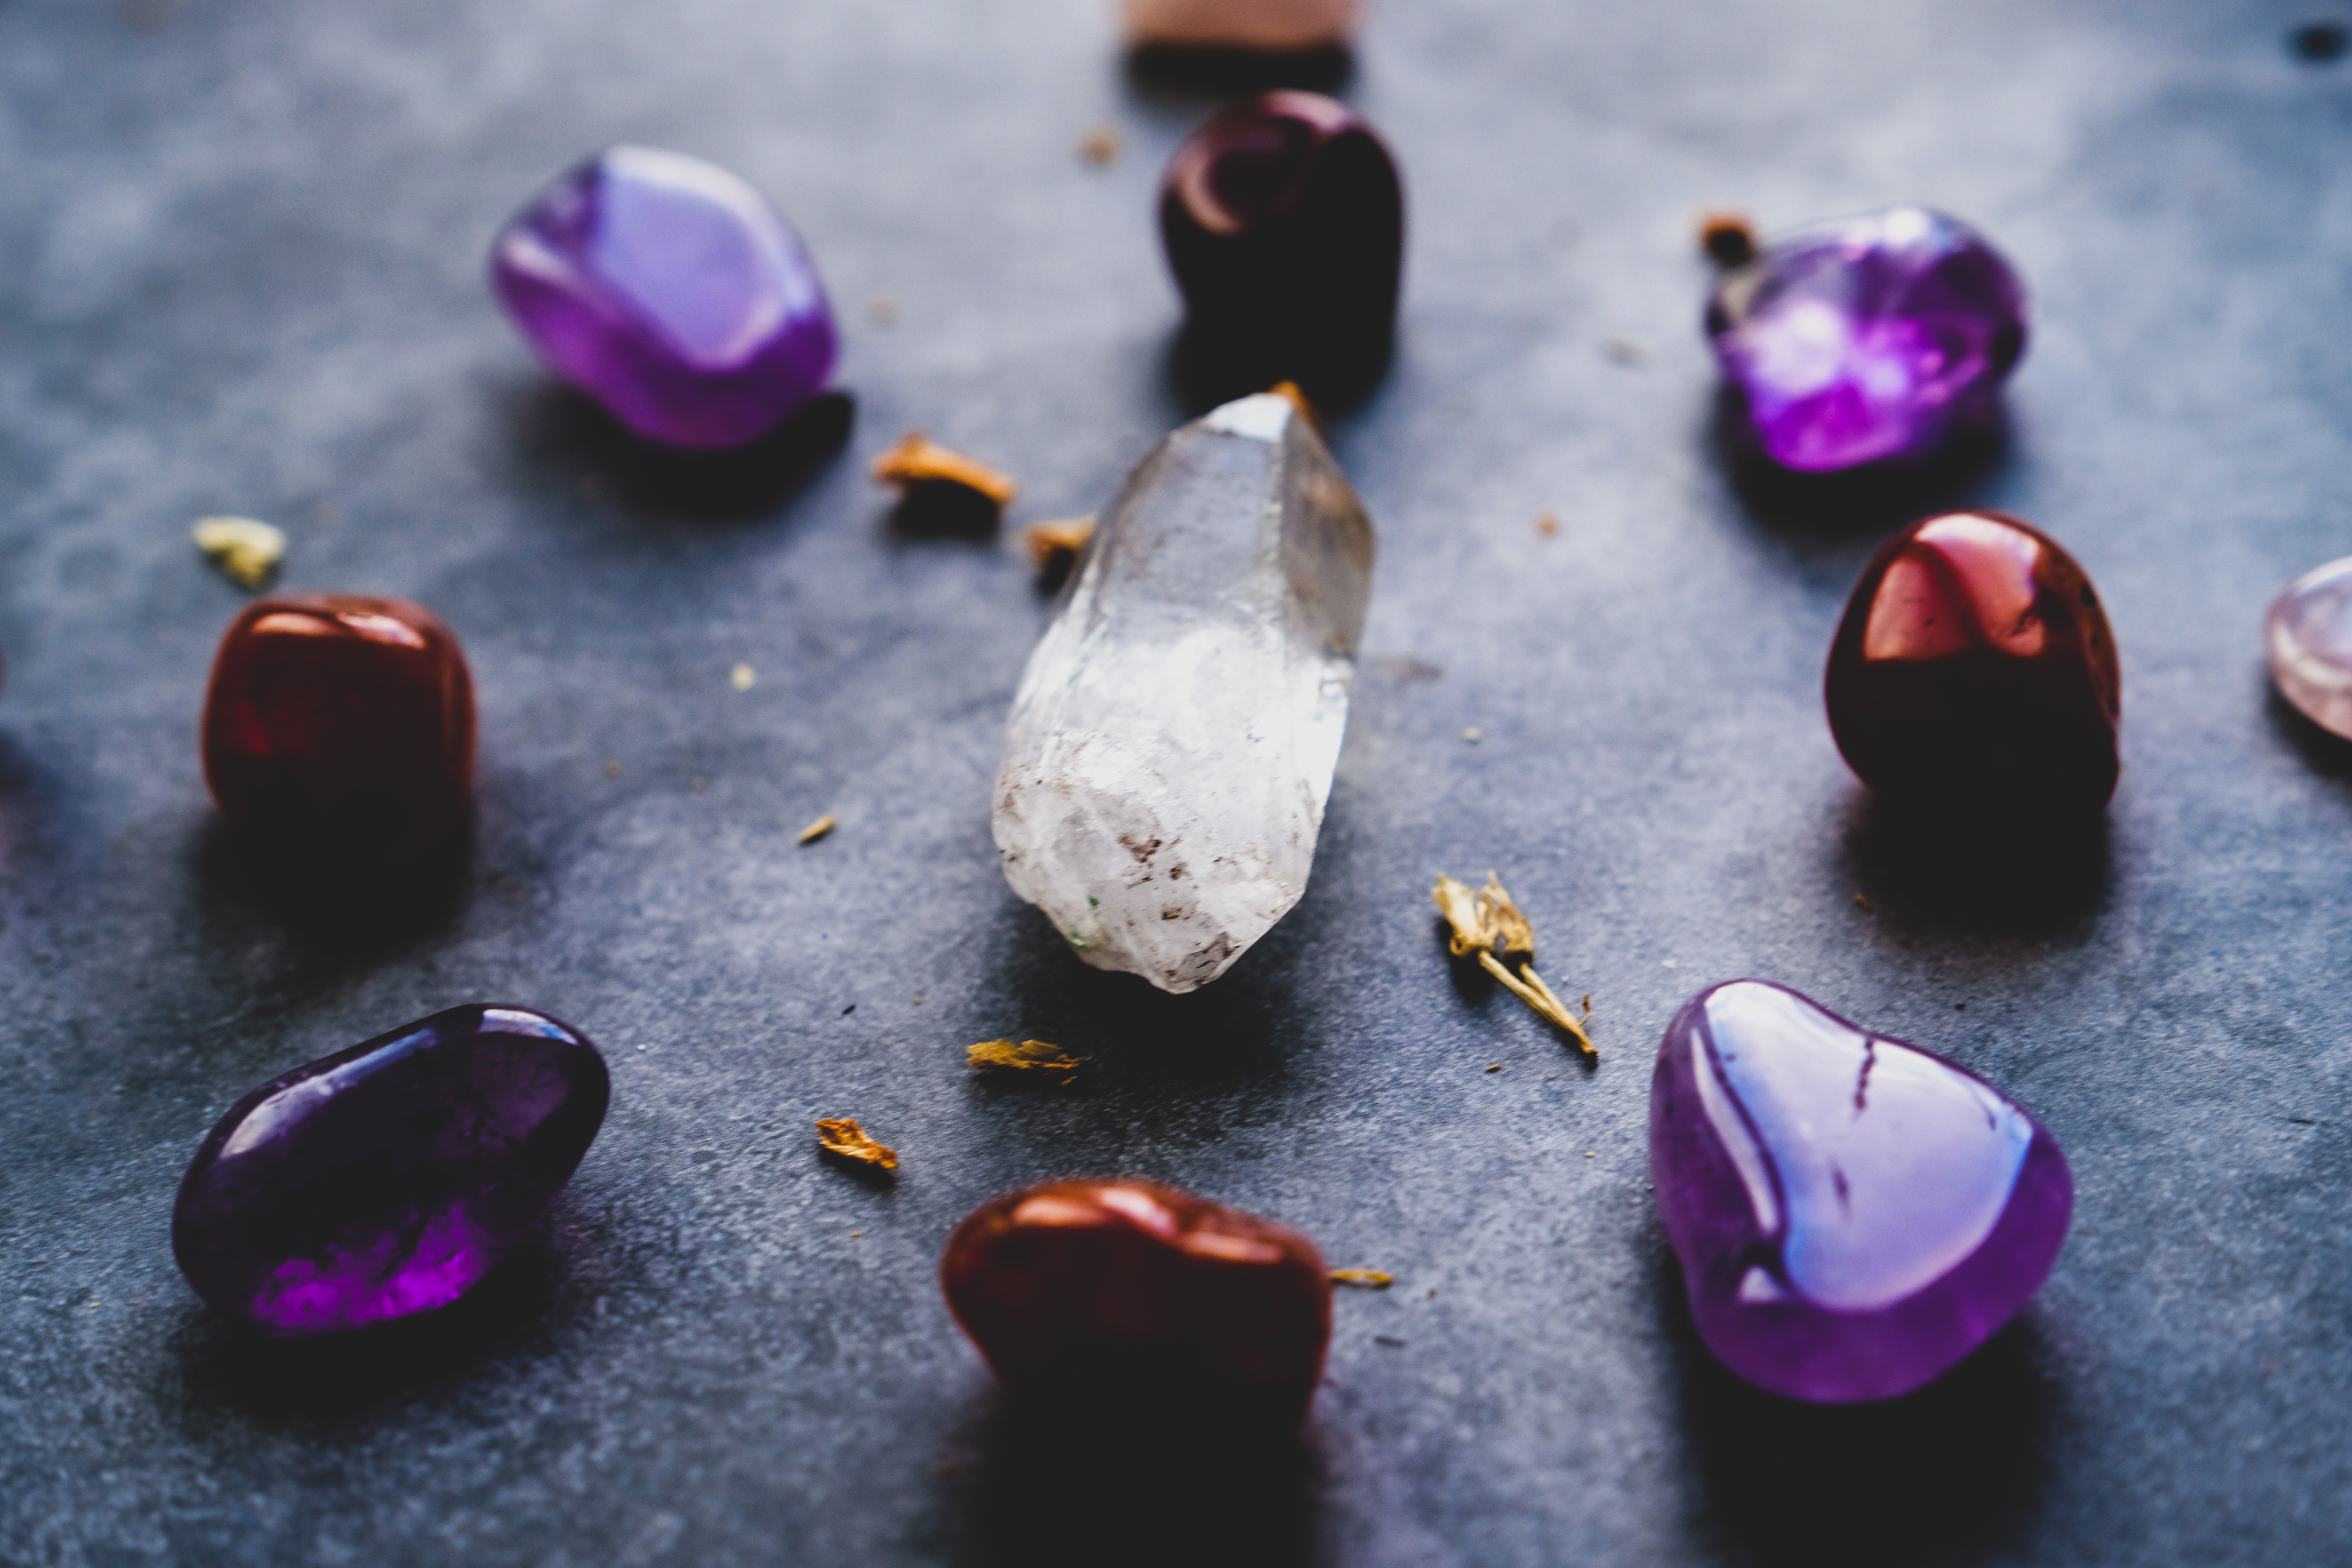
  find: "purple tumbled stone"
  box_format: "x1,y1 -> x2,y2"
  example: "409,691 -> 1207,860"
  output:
172,1005 -> 610,1336
1650,980 -> 2071,1403
1705,208 -> 2027,473
490,145 -> 838,448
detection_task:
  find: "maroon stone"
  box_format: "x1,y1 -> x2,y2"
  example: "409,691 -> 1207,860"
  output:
942,1178 -> 1332,1426
1160,91 -> 1403,404
202,594 -> 475,866
1826,511 -> 2119,815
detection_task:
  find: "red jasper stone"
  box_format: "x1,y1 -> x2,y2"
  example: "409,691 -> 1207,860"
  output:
202,594 -> 476,866
942,1178 -> 1332,1427
1826,511 -> 2120,815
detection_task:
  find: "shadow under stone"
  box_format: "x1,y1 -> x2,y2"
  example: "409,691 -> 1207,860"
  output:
1713,387 -> 2010,547
1125,41 -> 1354,96
1838,787 -> 2112,944
1659,1251 -> 2055,1568
510,383 -> 855,523
189,811 -> 472,962
2266,680 -> 2352,782
949,1387 -> 1322,1568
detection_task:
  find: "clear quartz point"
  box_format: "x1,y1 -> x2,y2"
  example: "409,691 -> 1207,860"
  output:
993,392 -> 1376,993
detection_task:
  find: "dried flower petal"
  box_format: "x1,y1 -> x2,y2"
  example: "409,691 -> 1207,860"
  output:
1477,873 -> 1535,959
1432,874 -> 1492,956
797,813 -> 838,845
192,517 -> 286,590
816,1117 -> 897,1170
967,1038 -> 1083,1076
1023,516 -> 1096,571
1330,1269 -> 1394,1289
1434,869 -> 1596,1057
871,431 -> 1018,506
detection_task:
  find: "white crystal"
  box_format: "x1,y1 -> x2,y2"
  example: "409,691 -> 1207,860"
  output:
2269,554 -> 2352,739
993,392 -> 1376,993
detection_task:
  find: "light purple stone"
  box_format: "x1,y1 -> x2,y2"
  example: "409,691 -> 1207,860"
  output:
1650,980 -> 2071,1403
491,145 -> 839,449
1705,208 -> 2027,473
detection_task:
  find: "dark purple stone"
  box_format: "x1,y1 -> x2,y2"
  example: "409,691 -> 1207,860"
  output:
1650,980 -> 2071,1403
490,144 -> 838,449
1705,207 -> 2027,472
172,1005 -> 610,1336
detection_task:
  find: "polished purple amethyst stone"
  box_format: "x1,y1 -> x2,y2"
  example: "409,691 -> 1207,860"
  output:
1705,207 -> 2027,472
1650,980 -> 2070,1403
172,1005 -> 610,1336
491,145 -> 838,448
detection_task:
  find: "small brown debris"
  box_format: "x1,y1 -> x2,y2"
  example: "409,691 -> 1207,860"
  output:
871,431 -> 1018,506
1699,211 -> 1758,267
191,516 -> 285,589
1602,337 -> 1646,366
1078,125 -> 1122,165
797,813 -> 838,845
1331,1270 -> 1395,1290
1854,892 -> 1875,910
1537,512 -> 1559,538
868,296 -> 899,327
1432,872 -> 1596,1056
692,775 -> 709,792
1485,1063 -> 1502,1073
731,662 -> 757,691
968,1038 -> 1083,1083
1463,727 -> 1483,744
602,759 -> 622,778
1024,515 -> 1096,572
817,1118 -> 898,1171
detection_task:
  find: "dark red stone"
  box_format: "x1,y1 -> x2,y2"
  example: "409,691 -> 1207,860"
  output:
1160,90 -> 1403,405
1826,511 -> 2120,815
201,594 -> 475,866
941,1178 -> 1332,1427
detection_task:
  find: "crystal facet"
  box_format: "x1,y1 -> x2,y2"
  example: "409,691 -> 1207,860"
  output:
1651,980 -> 2072,1403
491,145 -> 838,449
942,1178 -> 1332,1426
203,593 -> 476,867
993,392 -> 1375,992
173,1005 -> 610,1336
1826,511 -> 2120,815
1125,0 -> 1359,50
1161,93 -> 1403,404
1706,207 -> 2027,472
2267,555 -> 2352,739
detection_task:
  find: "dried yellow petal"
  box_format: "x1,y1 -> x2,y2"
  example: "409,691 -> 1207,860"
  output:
1431,874 -> 1492,956
967,1038 -> 1083,1075
1330,1269 -> 1395,1290
797,813 -> 838,845
816,1118 -> 898,1171
1436,868 -> 1596,1057
191,516 -> 285,589
1023,516 -> 1096,570
1477,872 -> 1535,959
871,431 -> 1018,506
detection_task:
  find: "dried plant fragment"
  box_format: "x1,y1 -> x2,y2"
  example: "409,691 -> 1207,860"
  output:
1432,872 -> 1596,1056
1698,210 -> 1758,268
817,1117 -> 898,1171
1024,515 -> 1096,570
797,813 -> 838,845
1330,1269 -> 1394,1290
871,431 -> 1018,506
968,1038 -> 1083,1082
1078,125 -> 1122,165
192,516 -> 286,589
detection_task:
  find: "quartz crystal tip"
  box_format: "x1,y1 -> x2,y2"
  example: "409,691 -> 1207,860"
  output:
1650,980 -> 2071,1403
993,391 -> 1374,993
491,145 -> 839,449
1706,207 -> 2026,473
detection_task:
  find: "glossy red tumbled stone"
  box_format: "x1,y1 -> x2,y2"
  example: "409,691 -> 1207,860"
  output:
202,594 -> 475,865
942,1178 -> 1332,1426
1826,512 -> 2119,814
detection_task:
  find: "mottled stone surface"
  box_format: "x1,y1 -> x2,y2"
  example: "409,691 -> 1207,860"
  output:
993,392 -> 1374,993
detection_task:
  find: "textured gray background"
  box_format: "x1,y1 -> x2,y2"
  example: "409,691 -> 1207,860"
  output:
1,0 -> 2348,1563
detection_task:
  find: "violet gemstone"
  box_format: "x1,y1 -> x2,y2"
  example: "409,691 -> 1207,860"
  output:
1650,980 -> 2071,1403
491,145 -> 838,449
1705,208 -> 2027,472
172,1005 -> 610,1336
